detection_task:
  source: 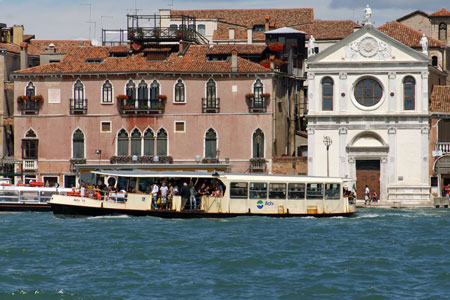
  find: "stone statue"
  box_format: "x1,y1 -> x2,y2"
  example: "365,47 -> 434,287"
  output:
363,4 -> 372,25
308,35 -> 316,57
420,34 -> 428,55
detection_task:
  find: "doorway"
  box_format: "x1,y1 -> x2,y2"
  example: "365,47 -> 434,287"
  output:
356,160 -> 380,200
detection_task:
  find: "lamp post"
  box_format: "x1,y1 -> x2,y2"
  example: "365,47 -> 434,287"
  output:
95,149 -> 102,164
323,136 -> 332,177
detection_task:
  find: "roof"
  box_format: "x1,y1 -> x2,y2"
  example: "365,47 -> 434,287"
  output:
296,20 -> 361,40
430,8 -> 450,17
206,44 -> 266,55
396,10 -> 429,22
14,44 -> 271,76
265,27 -> 306,34
430,85 -> 450,113
30,40 -> 92,54
378,21 -> 446,48
171,8 -> 314,28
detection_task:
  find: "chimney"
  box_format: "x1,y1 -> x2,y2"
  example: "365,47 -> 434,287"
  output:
247,28 -> 253,44
20,42 -> 29,70
12,25 -> 24,45
178,40 -> 189,56
45,43 -> 56,54
264,15 -> 270,32
229,28 -> 235,40
231,49 -> 238,72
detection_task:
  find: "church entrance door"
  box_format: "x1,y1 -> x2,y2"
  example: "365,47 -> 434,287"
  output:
356,160 -> 380,200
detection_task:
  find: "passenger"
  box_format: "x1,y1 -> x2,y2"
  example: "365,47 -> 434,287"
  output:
167,182 -> 174,210
160,181 -> 169,209
189,180 -> 197,210
151,183 -> 159,209
364,185 -> 370,205
180,182 -> 190,210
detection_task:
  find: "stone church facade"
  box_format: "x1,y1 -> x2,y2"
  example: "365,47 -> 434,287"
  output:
307,24 -> 432,206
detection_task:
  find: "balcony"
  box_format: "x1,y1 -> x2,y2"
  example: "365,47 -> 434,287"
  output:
70,98 -> 88,115
249,158 -> 267,173
246,94 -> 270,113
19,100 -> 41,115
23,160 -> 38,171
202,98 -> 220,113
118,98 -> 165,115
436,142 -> 450,154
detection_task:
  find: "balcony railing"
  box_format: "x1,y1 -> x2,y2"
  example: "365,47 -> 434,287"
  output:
23,160 -> 38,170
249,159 -> 267,173
436,142 -> 450,153
119,98 -> 166,115
202,97 -> 220,113
70,98 -> 88,115
246,95 -> 269,113
19,100 -> 41,115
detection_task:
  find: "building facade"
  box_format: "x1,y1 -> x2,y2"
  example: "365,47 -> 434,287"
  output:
307,24 -> 431,206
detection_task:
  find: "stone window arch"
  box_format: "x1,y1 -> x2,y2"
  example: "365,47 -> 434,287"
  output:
117,129 -> 129,156
72,129 -> 85,158
253,129 -> 264,158
403,76 -> 415,110
322,77 -> 333,111
131,128 -> 142,156
205,128 -> 217,158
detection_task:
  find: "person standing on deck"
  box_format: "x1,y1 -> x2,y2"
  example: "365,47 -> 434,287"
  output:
180,182 -> 190,210
160,181 -> 168,209
151,183 -> 159,209
364,185 -> 370,205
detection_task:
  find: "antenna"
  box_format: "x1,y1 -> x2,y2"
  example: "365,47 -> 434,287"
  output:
80,3 -> 92,40
127,0 -> 142,15
169,0 -> 174,9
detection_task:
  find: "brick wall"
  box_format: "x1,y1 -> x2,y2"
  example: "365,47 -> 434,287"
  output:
272,156 -> 307,175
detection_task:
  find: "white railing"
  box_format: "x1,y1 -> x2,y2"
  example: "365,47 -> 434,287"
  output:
23,160 -> 38,170
436,142 -> 450,153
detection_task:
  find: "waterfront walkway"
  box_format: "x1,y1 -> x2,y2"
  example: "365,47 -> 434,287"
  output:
355,199 -> 436,209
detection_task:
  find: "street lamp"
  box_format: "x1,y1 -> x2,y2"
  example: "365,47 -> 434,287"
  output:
323,136 -> 332,177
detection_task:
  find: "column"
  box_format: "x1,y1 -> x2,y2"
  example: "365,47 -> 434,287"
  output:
339,127 -> 348,178
307,72 -> 315,114
339,72 -> 347,113
388,127 -> 397,184
388,72 -> 396,113
307,127 -> 315,176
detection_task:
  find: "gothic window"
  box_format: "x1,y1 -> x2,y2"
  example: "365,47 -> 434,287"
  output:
102,80 -> 113,103
253,129 -> 264,158
205,128 -> 217,158
354,78 -> 383,107
131,129 -> 142,156
22,129 -> 38,159
206,78 -> 216,101
126,80 -> 136,103
156,129 -> 167,156
253,79 -> 264,106
439,23 -> 447,41
26,82 -> 35,99
322,77 -> 333,111
174,79 -> 185,103
403,76 -> 415,110
138,80 -> 148,100
72,129 -> 85,158
150,80 -> 160,101
144,129 -> 155,156
74,79 -> 84,100
117,129 -> 129,156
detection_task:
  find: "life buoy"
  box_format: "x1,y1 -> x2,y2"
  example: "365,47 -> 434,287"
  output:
1,183 -> 11,186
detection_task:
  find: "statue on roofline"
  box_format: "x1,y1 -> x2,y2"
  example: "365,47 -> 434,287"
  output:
362,4 -> 372,26
420,34 -> 428,55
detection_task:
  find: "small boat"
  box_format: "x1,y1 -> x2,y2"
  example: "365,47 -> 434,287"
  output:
0,183 -> 71,212
50,170 -> 357,218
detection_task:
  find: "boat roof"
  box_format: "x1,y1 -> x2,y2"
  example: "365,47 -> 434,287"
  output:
93,169 -> 350,182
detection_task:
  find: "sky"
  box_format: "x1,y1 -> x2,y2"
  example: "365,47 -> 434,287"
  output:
0,0 -> 448,42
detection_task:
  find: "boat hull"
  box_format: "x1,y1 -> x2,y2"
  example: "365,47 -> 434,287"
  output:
0,202 -> 51,212
51,203 -> 355,218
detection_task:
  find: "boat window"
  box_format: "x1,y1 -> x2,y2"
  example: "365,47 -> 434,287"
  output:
288,183 -> 305,199
269,183 -> 286,199
249,182 -> 267,199
306,183 -> 323,199
325,183 -> 340,200
230,182 -> 248,199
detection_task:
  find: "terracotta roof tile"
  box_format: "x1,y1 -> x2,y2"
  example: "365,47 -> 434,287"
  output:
0,43 -> 21,54
30,40 -> 92,54
206,44 -> 266,54
378,22 -> 446,48
14,45 -> 271,75
430,8 -> 450,17
396,10 -> 429,22
296,20 -> 360,40
430,85 -> 450,113
171,8 -> 314,28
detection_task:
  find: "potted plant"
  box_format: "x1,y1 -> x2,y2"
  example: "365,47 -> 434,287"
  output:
31,95 -> 44,103
17,95 -> 28,103
261,93 -> 271,99
260,59 -> 270,68
176,29 -> 183,39
128,29 -> 135,39
153,28 -> 160,38
268,42 -> 284,52
158,95 -> 167,101
245,93 -> 255,100
117,94 -> 128,101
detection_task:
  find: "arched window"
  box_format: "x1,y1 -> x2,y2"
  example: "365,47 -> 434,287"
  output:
26,82 -> 35,99
117,129 -> 129,156
150,80 -> 160,101
322,77 -> 333,111
73,129 -> 85,158
403,76 -> 415,110
126,80 -> 136,104
439,23 -> 447,41
130,129 -> 142,156
156,129 -> 167,156
175,79 -> 185,103
102,80 -> 113,103
138,80 -> 148,108
206,78 -> 216,101
432,56 -> 438,67
205,128 -> 217,158
253,129 -> 264,158
253,79 -> 264,107
144,129 -> 155,156
74,79 -> 84,100
22,129 -> 38,159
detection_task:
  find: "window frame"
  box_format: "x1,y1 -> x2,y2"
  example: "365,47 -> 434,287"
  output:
174,79 -> 186,103
156,128 -> 168,156
130,128 -> 142,156
321,77 -> 333,111
72,129 -> 85,159
403,76 -> 415,111
230,182 -> 248,199
269,183 -> 286,199
205,128 -> 217,158
351,77 -> 385,111
306,183 -> 324,200
101,79 -> 113,104
249,182 -> 267,199
288,183 -> 305,200
117,129 -> 129,156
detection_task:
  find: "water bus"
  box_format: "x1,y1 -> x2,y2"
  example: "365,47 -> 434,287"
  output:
0,181 -> 71,212
50,170 -> 357,218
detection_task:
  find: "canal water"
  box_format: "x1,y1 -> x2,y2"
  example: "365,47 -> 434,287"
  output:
1,209 -> 449,300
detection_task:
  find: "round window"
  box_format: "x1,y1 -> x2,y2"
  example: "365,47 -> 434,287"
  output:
354,78 -> 383,107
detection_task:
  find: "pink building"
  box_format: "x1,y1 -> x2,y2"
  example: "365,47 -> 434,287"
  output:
13,44 -> 303,187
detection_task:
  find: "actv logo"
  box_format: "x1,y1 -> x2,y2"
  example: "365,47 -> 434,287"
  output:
257,200 -> 274,209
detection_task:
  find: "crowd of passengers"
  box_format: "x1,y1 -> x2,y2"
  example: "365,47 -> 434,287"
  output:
76,178 -> 225,210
